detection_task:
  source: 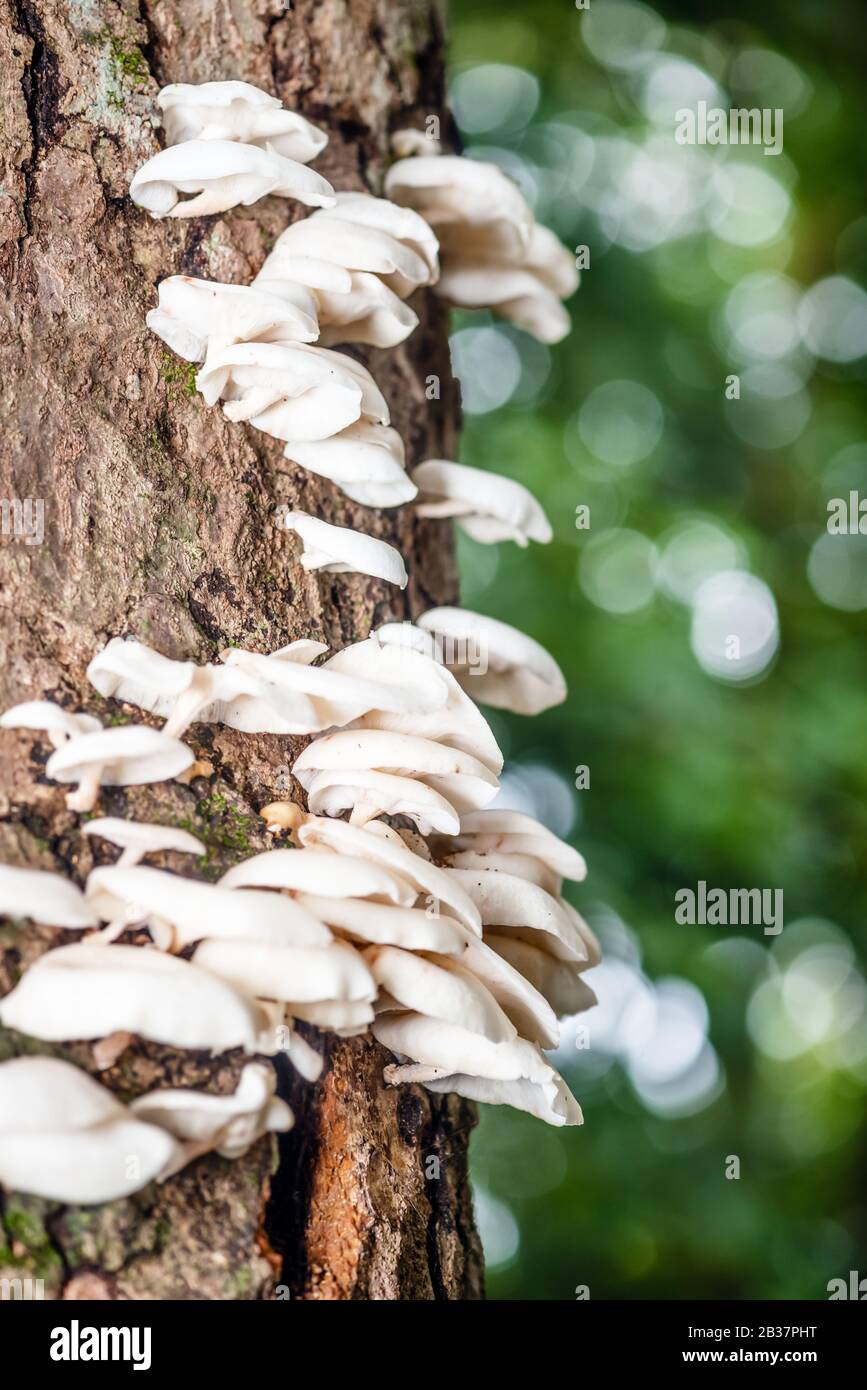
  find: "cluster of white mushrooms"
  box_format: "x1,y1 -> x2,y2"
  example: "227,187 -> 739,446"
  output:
386,134 -> 579,344
0,82 -> 588,1208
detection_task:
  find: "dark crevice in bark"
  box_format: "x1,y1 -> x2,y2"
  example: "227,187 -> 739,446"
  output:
12,0 -> 40,241
265,1029 -> 332,1296
137,1 -> 162,87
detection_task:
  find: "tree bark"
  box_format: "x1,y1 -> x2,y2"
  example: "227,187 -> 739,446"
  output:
0,0 -> 484,1300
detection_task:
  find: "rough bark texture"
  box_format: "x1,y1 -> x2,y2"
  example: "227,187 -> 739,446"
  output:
0,0 -> 484,1300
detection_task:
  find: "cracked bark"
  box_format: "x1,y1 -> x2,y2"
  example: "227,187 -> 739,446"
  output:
0,0 -> 484,1300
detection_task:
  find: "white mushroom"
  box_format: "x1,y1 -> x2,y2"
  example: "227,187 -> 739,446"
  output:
280,512 -> 408,588
295,813 -> 482,933
416,607 -> 567,715
486,932 -> 597,1018
278,1025 -> 325,1082
197,340 -> 386,432
218,846 -> 416,905
46,726 -> 194,812
0,700 -> 101,747
327,635 -> 503,772
83,818 -> 206,868
314,192 -> 439,287
390,127 -> 443,159
294,894 -> 465,953
412,460 -> 552,547
305,769 -> 461,836
87,637 -> 320,737
129,139 -> 335,218
437,249 -> 575,345
130,1062 -> 293,1173
289,998 -> 374,1034
283,421 -> 415,509
390,1066 -> 583,1127
293,729 -> 498,816
0,943 -> 265,1052
194,938 -> 375,1007
445,923 -> 559,1049
158,82 -> 328,164
308,272 -> 418,349
437,222 -> 578,343
432,808 -> 587,890
386,154 -> 577,342
259,255 -> 417,348
0,864 -> 99,930
443,849 -> 558,893
259,202 -> 436,298
0,1056 -> 184,1204
85,865 -> 333,952
446,867 -> 587,964
385,156 -> 533,257
146,276 -> 319,362
254,193 -> 438,347
372,1010 -> 554,1084
366,946 -> 517,1043
219,636 -> 443,733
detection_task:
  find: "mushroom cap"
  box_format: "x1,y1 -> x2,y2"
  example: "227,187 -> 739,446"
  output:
129,139 -> 336,218
158,81 -> 328,164
86,865 -> 333,950
267,214 -> 432,298
46,725 -> 194,789
372,1010 -> 553,1084
289,998 -> 374,1032
486,932 -> 597,1018
130,1061 -> 293,1160
83,818 -> 206,861
197,340 -> 370,432
218,847 -> 416,905
314,271 -> 419,348
283,421 -> 415,510
293,729 -> 499,815
323,191 -> 439,282
448,923 -> 560,1049
446,868 -> 588,963
280,512 -> 408,588
436,264 -> 571,344
0,1055 -> 123,1131
194,938 -> 375,1005
384,155 -> 533,256
88,637 -> 317,735
294,893 -> 465,953
412,460 -> 552,547
0,700 -> 101,746
296,815 -> 482,933
442,849 -> 559,894
390,1066 -> 583,1127
390,127 -> 443,159
0,864 -> 99,929
330,635 -> 503,773
367,946 -> 517,1043
416,606 -> 567,715
146,275 -> 319,362
0,943 -> 264,1051
305,768 -> 461,836
434,808 -> 587,883
0,1056 -> 183,1202
88,637 -> 197,713
220,635 -> 439,730
561,900 -> 603,970
257,248 -> 355,296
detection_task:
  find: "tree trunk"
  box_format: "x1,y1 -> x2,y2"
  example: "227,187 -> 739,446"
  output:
0,0 -> 484,1300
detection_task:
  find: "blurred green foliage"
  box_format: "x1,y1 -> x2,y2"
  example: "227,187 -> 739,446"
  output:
449,0 -> 867,1300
